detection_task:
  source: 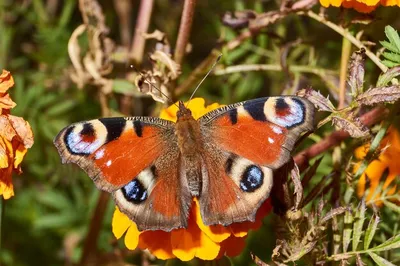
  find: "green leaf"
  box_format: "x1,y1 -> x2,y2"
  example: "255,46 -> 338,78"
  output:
364,214 -> 380,250
46,100 -> 76,117
377,66 -> 400,87
368,252 -> 396,266
36,191 -> 71,211
382,60 -> 400,68
353,199 -> 366,251
371,234 -> 400,252
383,200 -> 400,214
384,25 -> 400,54
383,52 -> 400,64
380,40 -> 398,53
112,79 -> 136,96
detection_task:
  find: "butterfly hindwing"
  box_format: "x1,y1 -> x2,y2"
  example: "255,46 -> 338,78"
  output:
54,117 -> 191,231
198,96 -> 314,225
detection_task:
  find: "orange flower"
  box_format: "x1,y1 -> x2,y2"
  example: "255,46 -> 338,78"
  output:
354,126 -> 400,205
320,0 -> 400,13
0,70 -> 34,199
112,98 -> 273,261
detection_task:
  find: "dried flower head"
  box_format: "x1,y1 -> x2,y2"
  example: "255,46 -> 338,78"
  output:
0,70 -> 34,199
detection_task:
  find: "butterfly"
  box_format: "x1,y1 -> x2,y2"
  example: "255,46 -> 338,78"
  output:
54,96 -> 314,232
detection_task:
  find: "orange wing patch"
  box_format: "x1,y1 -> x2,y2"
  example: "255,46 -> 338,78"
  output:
213,113 -> 287,168
91,125 -> 163,187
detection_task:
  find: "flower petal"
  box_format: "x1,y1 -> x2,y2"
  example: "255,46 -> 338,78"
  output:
0,70 -> 14,93
194,230 -> 221,260
14,143 -> 27,169
112,207 -> 133,239
171,228 -> 197,261
124,224 -> 140,250
194,199 -> 231,243
139,231 -> 175,260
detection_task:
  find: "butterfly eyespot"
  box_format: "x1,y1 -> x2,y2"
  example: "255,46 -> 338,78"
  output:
122,179 -> 148,203
64,124 -> 104,155
240,165 -> 264,192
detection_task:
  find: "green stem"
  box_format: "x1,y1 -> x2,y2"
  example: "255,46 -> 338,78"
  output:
213,63 -> 338,77
302,11 -> 388,73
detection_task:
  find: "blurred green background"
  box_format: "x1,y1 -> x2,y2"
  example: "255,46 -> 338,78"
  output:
1,0 -> 400,265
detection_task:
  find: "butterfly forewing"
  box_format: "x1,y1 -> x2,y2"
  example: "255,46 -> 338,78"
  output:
198,96 -> 314,226
54,116 -> 191,231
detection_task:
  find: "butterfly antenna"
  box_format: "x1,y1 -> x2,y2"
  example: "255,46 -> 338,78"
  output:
129,65 -> 177,107
187,54 -> 222,107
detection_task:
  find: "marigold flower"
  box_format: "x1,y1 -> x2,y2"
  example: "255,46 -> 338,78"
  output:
112,98 -> 273,261
320,0 -> 400,13
0,70 -> 34,199
354,126 -> 400,205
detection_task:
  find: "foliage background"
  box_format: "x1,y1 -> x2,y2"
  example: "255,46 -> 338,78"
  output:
0,0 -> 399,265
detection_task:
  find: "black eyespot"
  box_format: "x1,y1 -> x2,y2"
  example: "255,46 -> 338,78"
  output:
122,179 -> 148,203
240,165 -> 264,192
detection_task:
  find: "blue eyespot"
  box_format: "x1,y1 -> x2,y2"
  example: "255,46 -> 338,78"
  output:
240,165 -> 264,192
122,179 -> 148,203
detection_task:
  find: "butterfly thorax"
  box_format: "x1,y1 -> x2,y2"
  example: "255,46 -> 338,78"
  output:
175,101 -> 203,196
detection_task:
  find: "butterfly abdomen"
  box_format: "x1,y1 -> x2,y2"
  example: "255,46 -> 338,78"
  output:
175,107 -> 204,196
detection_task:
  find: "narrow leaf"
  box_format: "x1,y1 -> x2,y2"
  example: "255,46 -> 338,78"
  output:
382,60 -> 400,68
290,164 -> 302,210
356,85 -> 400,105
383,200 -> 400,214
380,40 -> 398,53
348,49 -> 366,96
368,252 -> 396,266
332,115 -> 369,138
377,66 -> 400,87
353,199 -> 366,251
343,210 -> 353,252
370,234 -> 400,252
382,52 -> 400,64
364,214 -> 380,250
297,88 -> 335,112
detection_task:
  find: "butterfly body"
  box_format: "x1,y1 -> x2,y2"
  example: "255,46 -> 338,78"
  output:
54,96 -> 314,232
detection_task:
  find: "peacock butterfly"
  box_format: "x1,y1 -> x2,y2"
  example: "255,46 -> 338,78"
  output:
54,96 -> 314,231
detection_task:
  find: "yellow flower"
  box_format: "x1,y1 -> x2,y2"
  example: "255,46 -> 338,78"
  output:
0,70 -> 34,199
320,0 -> 400,13
354,126 -> 400,205
112,98 -> 272,261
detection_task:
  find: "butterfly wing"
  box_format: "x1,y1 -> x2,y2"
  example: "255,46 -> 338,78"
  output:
54,117 -> 191,231
198,96 -> 314,225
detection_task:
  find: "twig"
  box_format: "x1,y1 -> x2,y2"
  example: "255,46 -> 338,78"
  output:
175,49 -> 221,97
114,0 -> 132,48
213,63 -> 338,77
80,192 -> 110,266
130,0 -> 154,63
294,106 -> 389,171
339,37 -> 351,108
174,0 -> 197,65
301,10 -> 388,73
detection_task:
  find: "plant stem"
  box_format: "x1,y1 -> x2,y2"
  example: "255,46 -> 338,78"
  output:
174,0 -> 197,66
302,10 -> 388,73
113,0 -> 132,48
213,63 -> 338,77
175,49 -> 221,97
130,0 -> 154,63
339,37 -> 351,108
79,192 -> 110,266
